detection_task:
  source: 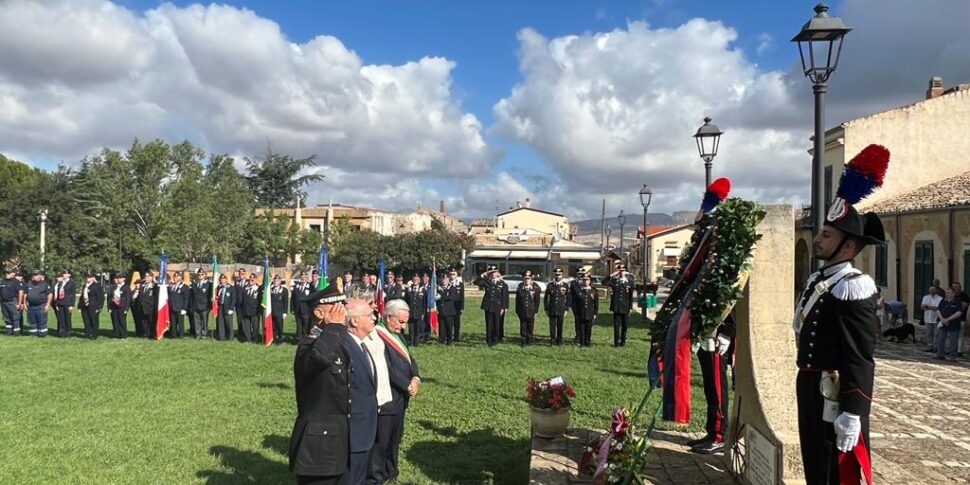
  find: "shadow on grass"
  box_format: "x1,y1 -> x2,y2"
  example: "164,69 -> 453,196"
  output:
256,382 -> 291,390
407,420 -> 530,484
598,367 -> 646,379
197,434 -> 291,484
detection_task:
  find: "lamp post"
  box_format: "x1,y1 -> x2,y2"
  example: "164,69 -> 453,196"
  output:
617,210 -> 626,263
792,3 -> 851,271
39,209 -> 48,271
693,117 -> 723,188
639,184 -> 653,284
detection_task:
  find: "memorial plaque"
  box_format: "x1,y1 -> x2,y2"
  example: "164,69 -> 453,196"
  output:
745,427 -> 778,485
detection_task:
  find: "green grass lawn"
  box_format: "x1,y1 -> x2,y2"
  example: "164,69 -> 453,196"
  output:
0,299 -> 710,484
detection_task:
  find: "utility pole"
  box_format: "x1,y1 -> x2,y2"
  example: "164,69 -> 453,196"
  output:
599,199 -> 606,253
40,209 -> 48,271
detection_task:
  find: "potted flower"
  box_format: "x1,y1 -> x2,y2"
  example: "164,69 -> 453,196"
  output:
526,375 -> 576,438
579,407 -> 647,484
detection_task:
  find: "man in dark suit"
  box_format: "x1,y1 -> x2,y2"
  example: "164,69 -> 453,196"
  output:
474,266 -> 509,346
437,274 -> 459,345
234,268 -> 248,338
574,274 -> 599,347
131,280 -> 145,337
78,272 -> 104,339
448,268 -> 465,342
52,270 -> 76,337
340,298 -> 379,485
190,268 -> 212,339
214,273 -> 236,341
384,273 -> 406,303
603,264 -> 635,346
403,274 -> 426,346
368,299 -> 421,484
515,270 -> 541,345
107,273 -> 131,339
292,271 -> 312,339
270,274 -> 289,344
288,283 -> 350,485
168,270 -> 189,338
544,268 -> 571,346
240,273 -> 261,343
140,271 -> 157,339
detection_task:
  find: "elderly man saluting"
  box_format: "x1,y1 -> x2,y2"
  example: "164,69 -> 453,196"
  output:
368,299 -> 421,484
288,284 -> 351,485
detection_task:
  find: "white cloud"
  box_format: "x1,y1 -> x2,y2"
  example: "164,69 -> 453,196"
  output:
493,20 -> 808,215
756,33 -> 772,56
0,0 -> 498,177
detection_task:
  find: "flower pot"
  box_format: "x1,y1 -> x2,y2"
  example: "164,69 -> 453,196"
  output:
530,405 -> 571,438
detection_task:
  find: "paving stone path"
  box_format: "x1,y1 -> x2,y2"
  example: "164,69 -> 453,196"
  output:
530,340 -> 970,484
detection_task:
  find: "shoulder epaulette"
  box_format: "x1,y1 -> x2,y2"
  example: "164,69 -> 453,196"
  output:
831,273 -> 877,301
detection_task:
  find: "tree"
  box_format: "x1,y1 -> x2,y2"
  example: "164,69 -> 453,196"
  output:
245,145 -> 324,208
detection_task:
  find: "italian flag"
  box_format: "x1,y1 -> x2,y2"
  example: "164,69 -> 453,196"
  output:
261,257 -> 273,346
155,253 -> 170,340
210,255 -> 219,320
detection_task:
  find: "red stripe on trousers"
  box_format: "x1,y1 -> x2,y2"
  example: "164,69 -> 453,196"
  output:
713,351 -> 723,442
673,310 -> 692,423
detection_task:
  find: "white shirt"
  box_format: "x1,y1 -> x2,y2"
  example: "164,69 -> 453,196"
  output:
365,331 -> 393,407
922,294 -> 943,324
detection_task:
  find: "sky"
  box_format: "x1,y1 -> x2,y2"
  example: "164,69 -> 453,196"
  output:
1,0 -> 968,220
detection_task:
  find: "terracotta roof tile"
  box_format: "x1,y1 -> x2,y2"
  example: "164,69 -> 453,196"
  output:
869,170 -> 970,213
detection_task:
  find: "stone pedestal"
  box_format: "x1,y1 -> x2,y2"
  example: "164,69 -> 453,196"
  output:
726,204 -> 804,485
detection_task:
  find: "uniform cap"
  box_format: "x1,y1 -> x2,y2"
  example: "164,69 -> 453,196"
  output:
307,283 -> 347,306
197,267 -> 206,274
487,265 -> 498,272
616,264 -> 627,271
522,270 -> 533,278
554,268 -> 564,274
32,269 -> 43,276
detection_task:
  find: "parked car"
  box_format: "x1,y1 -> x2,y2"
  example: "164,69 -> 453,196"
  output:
502,275 -> 547,293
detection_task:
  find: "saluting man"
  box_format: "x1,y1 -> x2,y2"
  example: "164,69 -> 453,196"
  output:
573,274 -> 598,347
78,272 -> 104,339
107,273 -> 131,339
544,268 -> 571,346
52,270 -> 76,337
384,272 -> 406,302
603,264 -> 635,347
190,268 -> 212,339
515,270 -> 541,346
168,270 -> 189,338
214,273 -> 236,341
270,274 -> 289,344
475,266 -> 509,346
403,274 -> 427,346
793,145 -> 888,484
449,267 -> 466,342
291,271 -> 310,338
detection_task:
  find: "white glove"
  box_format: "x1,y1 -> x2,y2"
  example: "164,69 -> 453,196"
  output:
228,310 -> 234,315
283,313 -> 287,319
716,335 -> 731,356
833,412 -> 861,452
180,310 -> 187,316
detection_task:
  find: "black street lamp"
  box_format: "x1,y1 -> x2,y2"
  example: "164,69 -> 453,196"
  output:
792,2 -> 851,271
693,117 -> 723,188
617,210 -> 626,260
639,184 -> 653,284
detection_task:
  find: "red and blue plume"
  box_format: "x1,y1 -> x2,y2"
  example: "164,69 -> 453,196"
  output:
700,177 -> 731,213
837,144 -> 890,204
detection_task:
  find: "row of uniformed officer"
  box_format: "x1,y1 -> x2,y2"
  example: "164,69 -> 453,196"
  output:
475,266 -> 510,346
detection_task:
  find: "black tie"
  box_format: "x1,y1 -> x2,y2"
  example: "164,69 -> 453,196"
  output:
361,342 -> 377,383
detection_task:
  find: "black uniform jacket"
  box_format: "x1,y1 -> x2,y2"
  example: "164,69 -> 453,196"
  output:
475,275 -> 509,313
239,284 -> 260,318
215,284 -> 236,310
544,280 -> 572,316
168,282 -> 188,312
404,284 -> 427,320
515,282 -> 541,318
292,281 -> 311,316
77,282 -> 104,310
53,279 -> 76,307
190,280 -> 212,313
384,283 -> 406,302
107,284 -> 131,311
438,285 -> 460,317
573,286 -> 599,320
139,282 -> 157,315
288,324 -> 351,477
381,342 -> 421,416
796,261 -> 877,417
603,276 -> 635,314
270,285 -> 289,316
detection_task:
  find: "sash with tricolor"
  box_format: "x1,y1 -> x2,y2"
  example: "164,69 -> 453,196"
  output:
155,253 -> 170,340
426,260 -> 438,336
317,246 -> 329,290
376,258 -> 386,317
374,323 -> 410,363
210,255 -> 219,320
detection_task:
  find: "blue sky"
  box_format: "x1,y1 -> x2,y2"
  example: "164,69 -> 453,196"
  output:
3,0 -> 968,218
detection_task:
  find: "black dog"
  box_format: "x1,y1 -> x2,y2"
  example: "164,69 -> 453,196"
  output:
883,323 -> 916,343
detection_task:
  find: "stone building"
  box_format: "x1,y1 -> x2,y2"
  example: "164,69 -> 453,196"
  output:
630,224 -> 694,282
257,203 -> 396,236
795,76 -> 970,309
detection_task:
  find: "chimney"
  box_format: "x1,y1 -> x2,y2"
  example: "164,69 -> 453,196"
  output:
439,200 -> 445,214
525,197 -> 531,208
516,200 -> 523,209
926,76 -> 944,99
